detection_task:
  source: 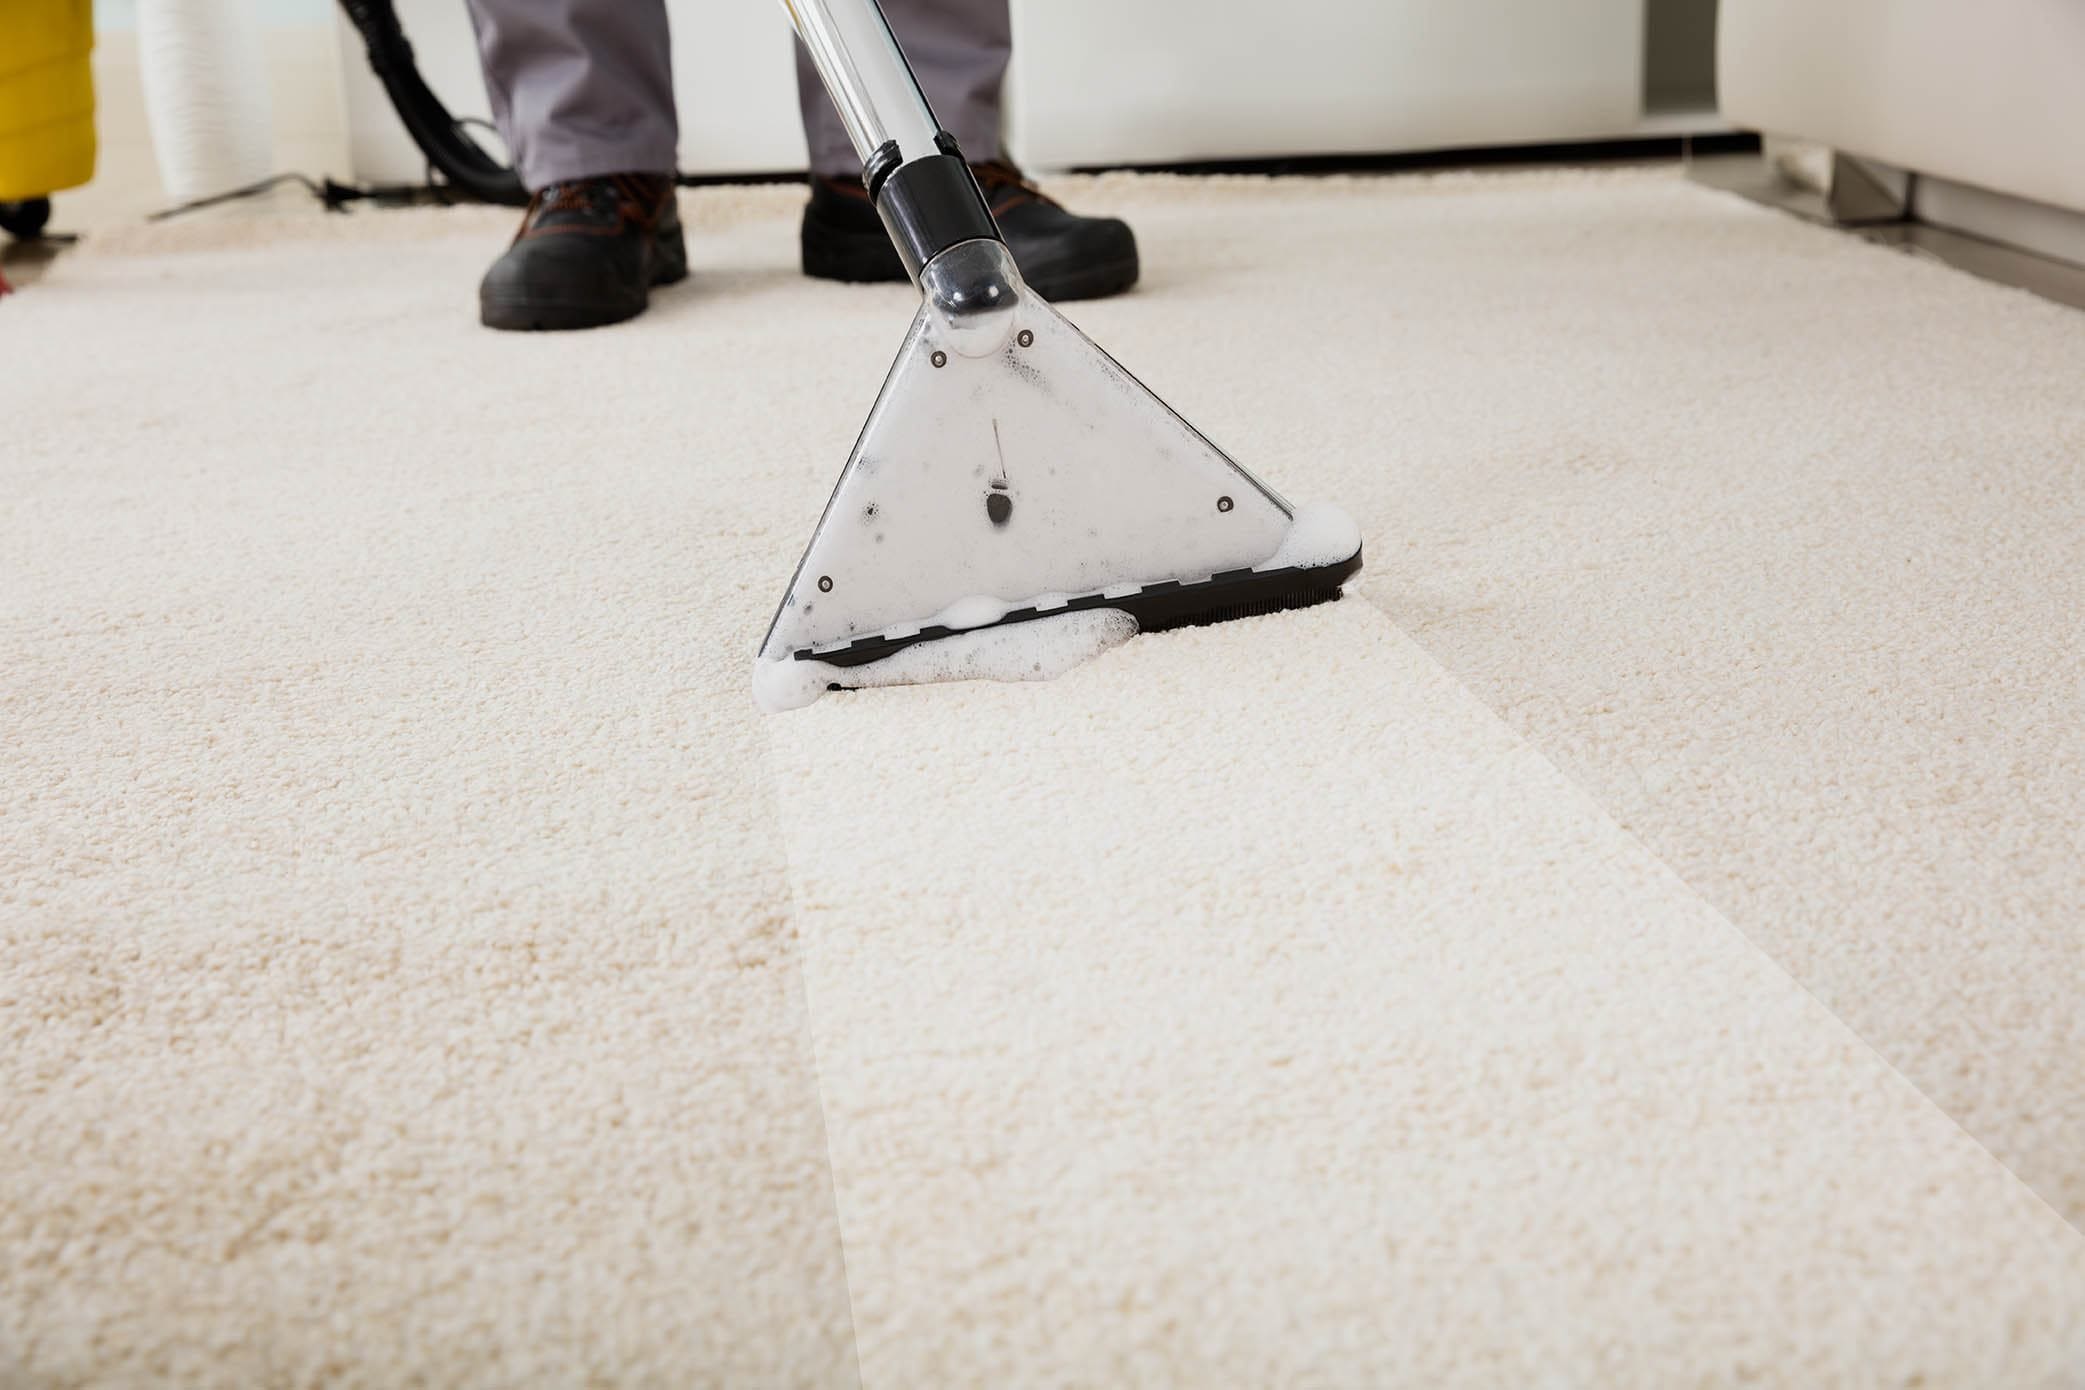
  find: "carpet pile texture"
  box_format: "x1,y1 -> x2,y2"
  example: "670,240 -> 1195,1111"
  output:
5,170 -> 2083,1386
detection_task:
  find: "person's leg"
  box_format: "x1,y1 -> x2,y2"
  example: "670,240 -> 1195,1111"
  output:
794,0 -> 1010,180
464,0 -> 686,330
466,0 -> 678,189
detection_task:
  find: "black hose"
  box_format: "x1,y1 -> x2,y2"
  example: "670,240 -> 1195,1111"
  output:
334,0 -> 528,206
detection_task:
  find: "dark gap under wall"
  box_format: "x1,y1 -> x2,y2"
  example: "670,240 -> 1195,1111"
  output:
1066,133 -> 1760,180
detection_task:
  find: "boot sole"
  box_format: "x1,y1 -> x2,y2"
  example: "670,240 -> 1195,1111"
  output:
801,224 -> 1138,302
799,222 -> 908,286
1009,251 -> 1140,302
480,226 -> 689,332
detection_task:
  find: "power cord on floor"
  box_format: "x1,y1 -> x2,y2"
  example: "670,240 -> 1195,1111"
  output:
146,170 -> 491,223
143,161 -> 815,225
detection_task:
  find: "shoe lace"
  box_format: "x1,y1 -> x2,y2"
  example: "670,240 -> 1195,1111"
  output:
521,176 -> 665,238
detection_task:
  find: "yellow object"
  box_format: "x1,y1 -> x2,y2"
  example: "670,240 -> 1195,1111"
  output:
0,0 -> 97,200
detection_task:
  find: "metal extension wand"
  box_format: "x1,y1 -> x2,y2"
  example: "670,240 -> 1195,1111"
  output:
779,0 -> 1006,285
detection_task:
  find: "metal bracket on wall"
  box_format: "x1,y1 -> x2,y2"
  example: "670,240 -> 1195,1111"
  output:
1827,152 -> 1913,226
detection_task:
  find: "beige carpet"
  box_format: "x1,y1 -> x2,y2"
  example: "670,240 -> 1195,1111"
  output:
5,170 -> 2084,1387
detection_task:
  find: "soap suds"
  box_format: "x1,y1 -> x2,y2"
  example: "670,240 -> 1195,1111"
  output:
755,502 -> 1363,712
754,609 -> 1137,712
1257,500 -> 1363,572
934,594 -> 1012,632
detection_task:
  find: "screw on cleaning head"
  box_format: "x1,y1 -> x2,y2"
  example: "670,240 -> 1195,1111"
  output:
1217,496 -> 1234,513
1016,329 -> 1034,348
930,350 -> 947,368
818,575 -> 833,592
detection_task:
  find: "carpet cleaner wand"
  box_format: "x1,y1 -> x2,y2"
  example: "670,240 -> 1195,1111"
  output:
756,0 -> 1364,710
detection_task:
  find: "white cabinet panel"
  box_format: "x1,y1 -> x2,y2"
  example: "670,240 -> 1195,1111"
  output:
1719,0 -> 2085,216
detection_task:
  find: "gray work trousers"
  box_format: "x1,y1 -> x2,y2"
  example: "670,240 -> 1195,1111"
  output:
463,0 -> 1011,189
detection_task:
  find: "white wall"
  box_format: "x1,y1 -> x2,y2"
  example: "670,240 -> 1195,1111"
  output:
342,0 -> 1706,184
335,0 -> 808,183
1009,0 -> 1646,167
89,0 -> 1716,196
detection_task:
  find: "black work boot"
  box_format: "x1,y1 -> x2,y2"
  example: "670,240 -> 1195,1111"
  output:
479,173 -> 687,331
801,159 -> 1138,301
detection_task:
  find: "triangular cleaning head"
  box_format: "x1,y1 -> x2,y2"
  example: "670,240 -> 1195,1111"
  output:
755,240 -> 1360,711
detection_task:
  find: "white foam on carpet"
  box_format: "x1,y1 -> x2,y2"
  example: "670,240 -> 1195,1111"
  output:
5,169 -> 2084,1385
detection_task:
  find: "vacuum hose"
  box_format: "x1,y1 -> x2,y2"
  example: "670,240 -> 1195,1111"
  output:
334,0 -> 528,206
